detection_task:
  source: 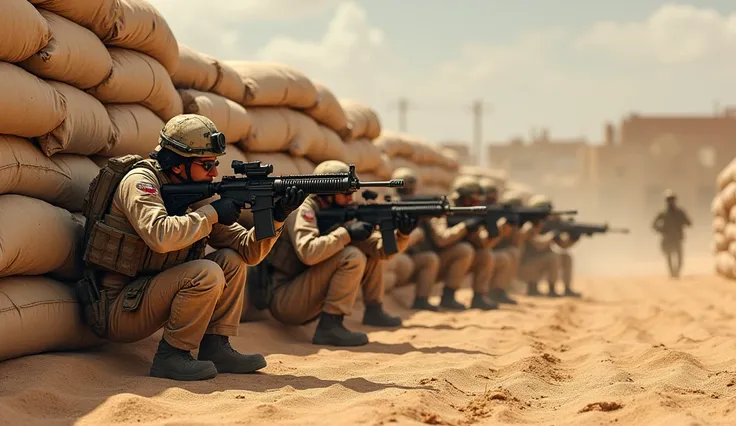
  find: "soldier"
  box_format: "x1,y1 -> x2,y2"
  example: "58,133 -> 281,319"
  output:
416,176 -> 500,310
652,189 -> 692,278
389,167 -> 442,311
518,195 -> 581,297
78,114 -> 306,381
263,160 -> 417,347
479,178 -> 518,305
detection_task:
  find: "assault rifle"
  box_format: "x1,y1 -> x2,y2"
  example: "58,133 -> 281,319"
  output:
542,218 -> 630,237
447,204 -> 578,237
316,194 -> 487,255
161,161 -> 404,240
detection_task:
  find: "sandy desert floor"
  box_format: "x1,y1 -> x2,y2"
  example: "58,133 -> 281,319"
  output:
2,255 -> 736,426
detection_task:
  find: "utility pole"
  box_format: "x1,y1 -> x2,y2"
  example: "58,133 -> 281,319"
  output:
398,97 -> 408,132
472,99 -> 483,166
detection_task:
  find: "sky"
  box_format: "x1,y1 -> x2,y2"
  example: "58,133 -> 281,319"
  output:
149,0 -> 736,148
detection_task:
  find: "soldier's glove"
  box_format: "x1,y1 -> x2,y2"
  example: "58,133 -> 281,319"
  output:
395,213 -> 418,236
463,217 -> 484,232
274,186 -> 307,222
344,221 -> 374,241
211,197 -> 245,226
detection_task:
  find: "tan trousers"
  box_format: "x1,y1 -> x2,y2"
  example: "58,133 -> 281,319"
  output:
490,247 -> 519,290
107,248 -> 246,351
270,246 -> 383,325
392,251 -> 440,298
558,252 -> 572,287
470,249 -> 494,293
518,251 -> 559,283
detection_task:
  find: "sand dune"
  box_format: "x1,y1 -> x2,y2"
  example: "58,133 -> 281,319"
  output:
2,261 -> 736,425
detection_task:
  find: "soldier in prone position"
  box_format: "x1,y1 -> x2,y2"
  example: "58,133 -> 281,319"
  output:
262,160 -> 417,347
78,114 -> 306,381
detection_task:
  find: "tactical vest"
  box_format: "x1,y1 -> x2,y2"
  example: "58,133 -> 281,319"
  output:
80,156 -> 207,278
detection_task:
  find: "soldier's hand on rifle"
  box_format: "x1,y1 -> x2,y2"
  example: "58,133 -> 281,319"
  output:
344,221 -> 374,241
273,186 -> 307,222
497,217 -> 514,238
210,197 -> 245,226
463,217 -> 484,232
395,213 -> 418,236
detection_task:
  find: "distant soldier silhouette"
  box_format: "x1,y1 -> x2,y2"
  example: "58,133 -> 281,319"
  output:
651,189 -> 692,278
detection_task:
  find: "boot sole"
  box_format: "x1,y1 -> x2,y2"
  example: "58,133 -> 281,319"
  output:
150,364 -> 218,381
208,357 -> 267,374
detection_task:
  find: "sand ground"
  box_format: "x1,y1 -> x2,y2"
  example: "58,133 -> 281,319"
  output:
1,254 -> 736,426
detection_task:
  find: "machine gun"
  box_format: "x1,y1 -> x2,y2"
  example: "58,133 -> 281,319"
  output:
316,193 -> 487,255
447,204 -> 578,237
161,161 -> 404,240
542,218 -> 630,237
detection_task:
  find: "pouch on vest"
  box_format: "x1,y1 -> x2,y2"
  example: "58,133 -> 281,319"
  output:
121,276 -> 153,312
74,270 -> 109,339
247,262 -> 274,310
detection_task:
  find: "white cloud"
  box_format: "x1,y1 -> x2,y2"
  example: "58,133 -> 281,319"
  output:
575,4 -> 736,64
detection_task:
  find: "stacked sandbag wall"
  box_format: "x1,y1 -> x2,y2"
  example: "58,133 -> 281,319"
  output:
714,161 -> 736,278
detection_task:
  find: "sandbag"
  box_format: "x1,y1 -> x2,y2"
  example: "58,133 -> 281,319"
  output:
213,62 -> 248,105
713,216 -> 727,234
715,251 -> 736,278
342,100 -> 381,140
87,48 -> 183,121
714,232 -> 729,252
0,0 -> 52,63
304,82 -> 350,139
725,223 -> 736,244
217,144 -> 249,177
718,159 -> 736,191
0,276 -> 105,362
387,156 -> 416,174
19,10 -> 113,90
712,195 -> 727,218
0,195 -> 83,280
729,242 -> 736,258
101,104 -> 163,157
302,126 -> 347,164
375,131 -> 415,158
225,61 -> 318,108
0,136 -> 98,212
29,0 -> 122,40
38,81 -> 116,156
104,0 -> 179,75
238,107 -> 321,156
722,182 -> 736,212
171,44 -> 219,91
179,89 -> 252,144
255,152 -> 301,176
0,63 -> 67,138
345,138 -> 385,173
293,157 -> 316,175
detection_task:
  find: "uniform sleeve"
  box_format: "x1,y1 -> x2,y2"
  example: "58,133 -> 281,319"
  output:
407,227 -> 425,248
353,229 -> 411,259
117,170 -> 218,253
290,202 -> 351,265
426,217 -> 468,248
681,210 -> 692,227
652,213 -> 664,232
208,221 -> 284,265
553,233 -> 579,249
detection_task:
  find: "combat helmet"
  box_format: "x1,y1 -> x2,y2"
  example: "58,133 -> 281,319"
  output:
157,114 -> 226,157
451,175 -> 482,202
500,190 -> 523,207
663,188 -> 676,200
527,194 -> 553,209
314,160 -> 350,174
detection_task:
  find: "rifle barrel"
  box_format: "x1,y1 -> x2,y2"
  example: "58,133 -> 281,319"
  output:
552,210 -> 578,215
450,206 -> 487,214
361,179 -> 405,188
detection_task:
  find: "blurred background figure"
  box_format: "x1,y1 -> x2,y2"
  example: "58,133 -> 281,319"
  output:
652,189 -> 692,278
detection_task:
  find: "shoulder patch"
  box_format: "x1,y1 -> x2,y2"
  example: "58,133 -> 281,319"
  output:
301,210 -> 315,222
136,181 -> 159,195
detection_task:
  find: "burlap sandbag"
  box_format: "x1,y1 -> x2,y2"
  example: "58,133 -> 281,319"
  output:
0,276 -> 105,362
341,100 -> 381,140
717,159 -> 736,191
725,223 -> 736,244
225,61 -> 318,108
19,10 -> 113,90
345,138 -> 385,173
712,194 -> 727,218
102,104 -> 163,158
304,82 -> 350,140
387,156 -> 416,174
38,81 -> 115,156
29,0 -> 122,41
0,63 -> 67,138
715,251 -> 735,278
729,242 -> 736,258
302,125 -> 347,164
714,232 -> 728,252
171,44 -> 219,92
293,157 -> 316,175
179,89 -> 252,144
375,131 -> 415,158
50,154 -> 100,212
721,182 -> 736,212
104,0 -> 179,75
1,0 -> 52,63
87,48 -> 183,121
238,107 -> 321,156
712,216 -> 727,234
0,195 -> 83,280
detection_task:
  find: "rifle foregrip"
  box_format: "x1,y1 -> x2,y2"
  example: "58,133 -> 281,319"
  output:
274,177 -> 354,194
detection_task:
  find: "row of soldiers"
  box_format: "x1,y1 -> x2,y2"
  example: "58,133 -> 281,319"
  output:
74,114 -> 582,382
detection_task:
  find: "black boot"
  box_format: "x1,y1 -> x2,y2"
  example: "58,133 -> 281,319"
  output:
411,296 -> 439,312
547,282 -> 562,297
197,334 -> 267,374
487,288 -> 518,305
562,287 -> 582,298
470,293 -> 498,310
362,302 -> 402,327
440,287 -> 466,311
312,313 -> 369,346
527,281 -> 543,297
150,338 -> 218,381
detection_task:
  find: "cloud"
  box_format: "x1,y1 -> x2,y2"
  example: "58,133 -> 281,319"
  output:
575,4 -> 736,64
